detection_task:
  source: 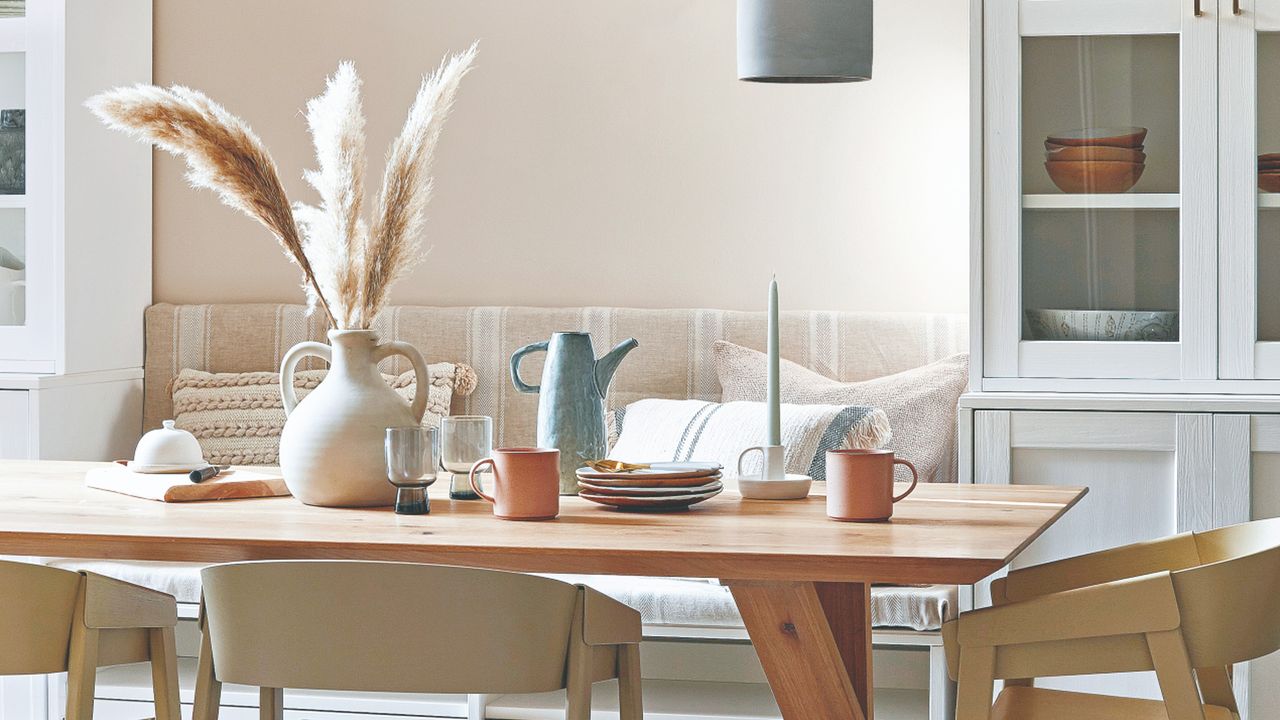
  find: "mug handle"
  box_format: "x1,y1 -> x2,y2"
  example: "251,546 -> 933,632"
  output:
737,446 -> 764,478
891,459 -> 919,503
469,458 -> 497,504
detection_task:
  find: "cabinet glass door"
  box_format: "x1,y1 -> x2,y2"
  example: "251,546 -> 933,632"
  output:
985,0 -> 1216,382
1223,0 -> 1280,379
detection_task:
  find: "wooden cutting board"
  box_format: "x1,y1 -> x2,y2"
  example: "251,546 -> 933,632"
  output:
86,464 -> 290,502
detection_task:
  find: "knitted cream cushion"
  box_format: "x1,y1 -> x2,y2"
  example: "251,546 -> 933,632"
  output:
608,398 -> 890,481
171,364 -> 477,466
714,341 -> 968,483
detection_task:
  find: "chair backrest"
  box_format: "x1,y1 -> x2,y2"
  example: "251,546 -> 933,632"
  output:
0,560 -> 80,675
1175,517 -> 1280,668
200,561 -> 584,694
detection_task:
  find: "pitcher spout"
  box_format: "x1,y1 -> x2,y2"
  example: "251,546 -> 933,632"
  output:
594,338 -> 639,398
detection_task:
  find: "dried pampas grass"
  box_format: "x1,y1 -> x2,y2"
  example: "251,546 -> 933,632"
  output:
86,45 -> 478,329
87,84 -> 338,326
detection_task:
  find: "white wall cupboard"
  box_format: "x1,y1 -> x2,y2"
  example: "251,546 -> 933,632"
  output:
0,0 -> 151,462
978,0 -> 1280,390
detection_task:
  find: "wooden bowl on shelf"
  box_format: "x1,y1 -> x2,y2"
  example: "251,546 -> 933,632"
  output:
1046,145 -> 1146,163
1259,172 -> 1280,193
1045,160 -> 1145,194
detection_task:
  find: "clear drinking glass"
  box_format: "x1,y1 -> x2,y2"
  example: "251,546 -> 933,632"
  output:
385,426 -> 439,515
440,416 -> 493,500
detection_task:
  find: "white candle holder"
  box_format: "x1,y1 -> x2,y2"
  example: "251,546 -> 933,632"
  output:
735,445 -> 813,500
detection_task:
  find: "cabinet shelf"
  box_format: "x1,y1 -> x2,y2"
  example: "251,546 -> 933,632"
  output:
1259,193 -> 1280,209
1022,193 -> 1180,210
0,194 -> 26,209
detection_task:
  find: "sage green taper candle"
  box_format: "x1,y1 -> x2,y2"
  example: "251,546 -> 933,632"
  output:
767,275 -> 781,446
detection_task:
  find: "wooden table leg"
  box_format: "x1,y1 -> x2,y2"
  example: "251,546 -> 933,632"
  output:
726,580 -> 872,720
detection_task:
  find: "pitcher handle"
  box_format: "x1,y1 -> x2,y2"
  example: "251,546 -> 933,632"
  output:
510,341 -> 549,394
891,458 -> 920,503
280,342 -> 332,417
374,341 -> 431,423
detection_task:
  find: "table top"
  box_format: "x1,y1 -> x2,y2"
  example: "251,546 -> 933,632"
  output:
0,461 -> 1086,585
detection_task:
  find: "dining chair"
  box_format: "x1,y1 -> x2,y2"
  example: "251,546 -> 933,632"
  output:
942,516 -> 1280,720
0,559 -> 181,720
194,561 -> 644,720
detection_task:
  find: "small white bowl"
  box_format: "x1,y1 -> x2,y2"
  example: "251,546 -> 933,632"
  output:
128,420 -> 207,474
737,474 -> 813,500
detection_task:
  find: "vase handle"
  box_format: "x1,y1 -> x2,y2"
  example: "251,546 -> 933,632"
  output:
280,342 -> 332,417
374,341 -> 431,423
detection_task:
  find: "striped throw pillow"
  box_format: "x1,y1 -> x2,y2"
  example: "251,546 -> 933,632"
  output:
608,399 -> 889,481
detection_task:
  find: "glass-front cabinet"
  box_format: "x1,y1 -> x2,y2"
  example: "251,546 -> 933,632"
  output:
984,0 -> 1216,383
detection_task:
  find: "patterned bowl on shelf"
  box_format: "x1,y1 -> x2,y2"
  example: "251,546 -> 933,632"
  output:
1025,309 -> 1179,342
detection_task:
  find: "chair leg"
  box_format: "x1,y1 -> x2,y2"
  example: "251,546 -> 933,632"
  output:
1146,629 -> 1208,720
1196,666 -> 1240,714
65,621 -> 100,720
565,602 -> 593,720
149,627 -> 181,720
617,643 -> 643,720
955,646 -> 996,720
259,687 -> 284,720
193,613 -> 223,720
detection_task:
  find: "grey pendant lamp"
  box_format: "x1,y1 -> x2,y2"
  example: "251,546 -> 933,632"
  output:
737,0 -> 873,83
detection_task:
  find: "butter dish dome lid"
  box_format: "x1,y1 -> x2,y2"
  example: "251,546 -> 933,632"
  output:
128,420 -> 207,473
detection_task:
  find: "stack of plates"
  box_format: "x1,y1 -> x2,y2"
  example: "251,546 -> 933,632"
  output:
1044,126 -> 1147,193
576,462 -> 723,511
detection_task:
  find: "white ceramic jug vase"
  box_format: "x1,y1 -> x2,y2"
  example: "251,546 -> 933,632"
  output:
279,330 -> 429,507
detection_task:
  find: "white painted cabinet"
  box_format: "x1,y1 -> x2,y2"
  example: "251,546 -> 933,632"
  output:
977,0 -> 1280,390
970,407 -> 1269,717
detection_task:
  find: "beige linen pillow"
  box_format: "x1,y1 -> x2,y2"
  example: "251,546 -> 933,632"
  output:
171,364 -> 477,466
713,341 -> 968,483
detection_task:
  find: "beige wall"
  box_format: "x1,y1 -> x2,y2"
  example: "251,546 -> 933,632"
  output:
153,0 -> 970,313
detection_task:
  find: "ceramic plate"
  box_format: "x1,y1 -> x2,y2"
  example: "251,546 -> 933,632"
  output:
1045,126 -> 1148,148
573,472 -> 723,488
576,479 -> 724,496
576,462 -> 722,481
579,487 -> 723,511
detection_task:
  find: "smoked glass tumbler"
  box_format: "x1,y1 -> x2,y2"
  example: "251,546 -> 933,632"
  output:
441,415 -> 493,500
385,426 -> 438,514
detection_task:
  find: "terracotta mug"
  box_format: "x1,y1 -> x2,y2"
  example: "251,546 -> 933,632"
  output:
825,449 -> 919,522
469,447 -> 560,520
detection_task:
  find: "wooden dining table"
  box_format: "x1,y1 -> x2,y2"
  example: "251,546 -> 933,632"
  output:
0,460 -> 1086,720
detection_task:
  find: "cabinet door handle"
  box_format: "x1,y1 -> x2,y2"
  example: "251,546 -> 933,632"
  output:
1194,0 -> 1204,15
1235,0 -> 1243,14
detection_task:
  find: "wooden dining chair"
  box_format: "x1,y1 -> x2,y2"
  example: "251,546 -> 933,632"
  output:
0,559 -> 181,720
942,516 -> 1280,720
194,560 -> 644,720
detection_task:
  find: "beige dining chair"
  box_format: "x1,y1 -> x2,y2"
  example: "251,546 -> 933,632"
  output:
0,559 -> 181,720
942,516 -> 1280,719
194,561 -> 644,720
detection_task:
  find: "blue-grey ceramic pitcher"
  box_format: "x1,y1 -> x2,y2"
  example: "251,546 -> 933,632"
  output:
511,332 -> 639,494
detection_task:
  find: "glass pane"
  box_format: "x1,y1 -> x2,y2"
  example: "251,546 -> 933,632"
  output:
1020,35 -> 1180,342
1259,32 -> 1280,341
0,51 -> 20,327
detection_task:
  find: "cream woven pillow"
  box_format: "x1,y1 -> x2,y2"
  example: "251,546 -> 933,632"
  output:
714,341 -> 968,483
171,364 -> 477,466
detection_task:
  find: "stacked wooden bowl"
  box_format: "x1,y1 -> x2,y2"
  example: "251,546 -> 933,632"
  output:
1044,126 -> 1147,193
1260,153 -> 1280,193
